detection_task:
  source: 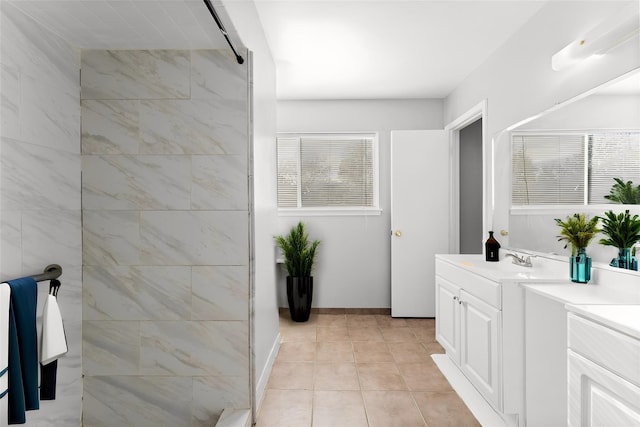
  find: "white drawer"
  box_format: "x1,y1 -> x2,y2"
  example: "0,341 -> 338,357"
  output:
568,313 -> 640,387
436,259 -> 501,309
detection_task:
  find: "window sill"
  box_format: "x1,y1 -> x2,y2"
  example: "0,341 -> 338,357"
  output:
510,205 -> 640,215
278,208 -> 383,217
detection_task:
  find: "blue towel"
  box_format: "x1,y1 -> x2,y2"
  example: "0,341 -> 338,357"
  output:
7,277 -> 38,424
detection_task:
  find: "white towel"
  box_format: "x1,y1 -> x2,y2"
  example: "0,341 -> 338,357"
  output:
0,283 -> 11,427
40,294 -> 67,366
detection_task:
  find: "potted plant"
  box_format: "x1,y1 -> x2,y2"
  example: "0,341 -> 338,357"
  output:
604,178 -> 640,204
599,209 -> 640,271
555,213 -> 600,283
275,221 -> 320,322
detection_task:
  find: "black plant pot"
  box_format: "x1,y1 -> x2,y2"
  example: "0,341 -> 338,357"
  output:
286,276 -> 313,322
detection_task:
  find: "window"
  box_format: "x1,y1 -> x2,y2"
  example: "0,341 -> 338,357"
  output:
277,133 -> 380,213
511,131 -> 640,206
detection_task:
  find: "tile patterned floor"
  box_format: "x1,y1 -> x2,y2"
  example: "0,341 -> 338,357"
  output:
255,312 -> 481,427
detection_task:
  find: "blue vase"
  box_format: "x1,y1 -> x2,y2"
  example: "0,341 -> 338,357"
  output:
610,248 -> 638,271
570,248 -> 591,283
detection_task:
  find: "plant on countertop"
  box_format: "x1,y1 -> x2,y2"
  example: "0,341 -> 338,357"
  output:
275,221 -> 320,277
275,221 -> 320,322
604,178 -> 640,204
554,213 -> 601,255
598,209 -> 640,249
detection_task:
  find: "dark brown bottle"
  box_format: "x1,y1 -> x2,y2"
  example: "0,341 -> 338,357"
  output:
485,231 -> 500,262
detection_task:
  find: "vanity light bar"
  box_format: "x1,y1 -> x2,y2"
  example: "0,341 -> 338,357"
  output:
552,3 -> 639,71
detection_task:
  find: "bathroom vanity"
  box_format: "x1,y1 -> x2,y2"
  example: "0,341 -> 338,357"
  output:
435,252 -> 640,427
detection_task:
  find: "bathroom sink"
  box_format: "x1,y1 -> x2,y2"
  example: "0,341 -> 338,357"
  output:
438,254 -> 567,282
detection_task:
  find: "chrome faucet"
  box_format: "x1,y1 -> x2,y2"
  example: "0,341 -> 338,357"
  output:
505,252 -> 534,267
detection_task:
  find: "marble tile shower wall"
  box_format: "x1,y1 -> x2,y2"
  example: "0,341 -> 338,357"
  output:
0,4 -> 83,426
81,49 -> 250,427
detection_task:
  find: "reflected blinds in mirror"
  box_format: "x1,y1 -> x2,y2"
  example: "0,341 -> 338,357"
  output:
589,132 -> 640,203
512,134 -> 586,205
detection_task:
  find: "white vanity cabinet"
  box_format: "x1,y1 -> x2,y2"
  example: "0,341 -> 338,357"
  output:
435,257 -> 503,411
567,306 -> 640,427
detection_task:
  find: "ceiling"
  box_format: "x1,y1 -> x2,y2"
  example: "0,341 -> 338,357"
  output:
6,0 -> 550,100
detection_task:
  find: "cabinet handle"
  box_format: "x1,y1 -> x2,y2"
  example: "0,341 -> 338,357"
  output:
453,296 -> 458,301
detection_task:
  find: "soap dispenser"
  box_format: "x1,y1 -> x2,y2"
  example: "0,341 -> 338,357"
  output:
485,231 -> 500,262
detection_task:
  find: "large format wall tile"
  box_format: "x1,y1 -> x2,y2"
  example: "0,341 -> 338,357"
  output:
22,209 -> 82,271
140,321 -> 249,376
83,265 -> 191,321
192,375 -> 250,427
83,376 -> 193,427
81,50 -> 190,100
140,211 -> 249,266
192,266 -> 249,321
191,155 -> 248,210
82,155 -> 191,210
83,211 -> 141,266
1,137 -> 81,210
83,321 -> 140,376
191,50 -> 247,103
139,99 -> 248,155
82,100 -> 139,154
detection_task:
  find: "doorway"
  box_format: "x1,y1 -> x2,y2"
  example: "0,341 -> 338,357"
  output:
459,118 -> 483,253
445,101 -> 487,255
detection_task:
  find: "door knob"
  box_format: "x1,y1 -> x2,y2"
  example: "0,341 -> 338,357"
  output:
395,230 -> 402,237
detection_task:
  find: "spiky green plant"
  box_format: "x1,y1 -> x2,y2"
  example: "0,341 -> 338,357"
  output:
604,178 -> 640,204
275,222 -> 320,277
555,213 -> 601,255
599,209 -> 640,249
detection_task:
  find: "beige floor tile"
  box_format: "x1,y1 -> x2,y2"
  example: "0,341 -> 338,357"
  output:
280,326 -> 317,343
316,326 -> 350,341
380,326 -> 418,342
412,327 -> 437,342
357,362 -> 407,391
268,362 -> 314,390
353,342 -> 393,363
314,362 -> 360,390
413,391 -> 481,427
349,326 -> 384,342
390,341 -> 432,363
316,341 -> 354,362
421,341 -> 445,355
362,390 -> 426,427
316,314 -> 347,328
346,314 -> 378,328
397,361 -> 453,392
375,315 -> 408,328
255,389 -> 313,427
278,342 -> 317,362
312,390 -> 368,427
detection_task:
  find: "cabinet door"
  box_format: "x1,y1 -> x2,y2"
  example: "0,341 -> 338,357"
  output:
435,276 -> 460,363
460,290 -> 501,410
568,350 -> 640,427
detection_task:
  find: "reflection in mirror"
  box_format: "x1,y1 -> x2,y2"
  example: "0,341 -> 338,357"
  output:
495,69 -> 640,266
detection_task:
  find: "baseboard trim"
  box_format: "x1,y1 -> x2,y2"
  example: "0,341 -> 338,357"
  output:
278,307 -> 391,315
431,354 -> 507,427
254,332 -> 281,415
215,408 -> 251,427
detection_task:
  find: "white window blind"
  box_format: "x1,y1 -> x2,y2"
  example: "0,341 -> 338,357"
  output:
511,134 -> 586,205
277,133 -> 378,210
588,132 -> 640,203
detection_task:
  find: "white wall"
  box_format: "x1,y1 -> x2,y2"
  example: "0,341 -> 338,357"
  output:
444,0 -> 640,260
0,3 -> 83,425
221,0 -> 280,411
277,99 -> 443,308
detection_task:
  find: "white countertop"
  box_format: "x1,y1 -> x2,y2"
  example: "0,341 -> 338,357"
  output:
436,253 -> 569,283
522,282 -> 640,305
566,304 -> 640,340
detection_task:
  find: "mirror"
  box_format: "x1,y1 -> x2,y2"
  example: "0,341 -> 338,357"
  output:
493,68 -> 640,265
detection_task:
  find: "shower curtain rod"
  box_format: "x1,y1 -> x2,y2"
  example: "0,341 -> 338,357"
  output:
202,0 -> 245,65
6,264 -> 62,283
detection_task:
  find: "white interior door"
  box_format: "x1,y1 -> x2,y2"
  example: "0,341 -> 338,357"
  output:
391,130 -> 449,317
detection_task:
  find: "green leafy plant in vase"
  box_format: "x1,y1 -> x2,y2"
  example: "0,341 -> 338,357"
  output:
599,209 -> 640,271
555,213 -> 600,283
275,221 -> 320,322
604,178 -> 640,204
